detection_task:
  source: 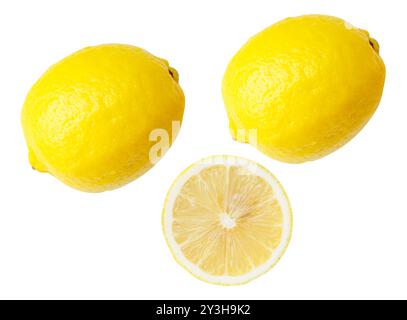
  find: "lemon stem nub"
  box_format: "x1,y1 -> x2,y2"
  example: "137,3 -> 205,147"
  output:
369,38 -> 380,53
168,67 -> 179,82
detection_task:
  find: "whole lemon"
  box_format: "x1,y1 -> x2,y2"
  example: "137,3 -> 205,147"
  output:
222,15 -> 386,163
22,44 -> 185,192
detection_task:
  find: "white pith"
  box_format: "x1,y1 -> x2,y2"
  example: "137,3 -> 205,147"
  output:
219,213 -> 236,229
163,155 -> 292,285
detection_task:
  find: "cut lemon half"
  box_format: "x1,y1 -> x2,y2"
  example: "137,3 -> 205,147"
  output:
162,155 -> 292,285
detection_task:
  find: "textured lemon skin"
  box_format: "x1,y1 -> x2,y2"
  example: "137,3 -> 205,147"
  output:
222,15 -> 386,163
22,44 -> 185,192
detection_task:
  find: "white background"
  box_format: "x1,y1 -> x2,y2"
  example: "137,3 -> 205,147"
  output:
0,0 -> 406,300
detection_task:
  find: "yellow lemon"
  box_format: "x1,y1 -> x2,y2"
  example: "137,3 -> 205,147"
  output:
22,44 -> 185,192
222,15 -> 386,163
163,156 -> 292,285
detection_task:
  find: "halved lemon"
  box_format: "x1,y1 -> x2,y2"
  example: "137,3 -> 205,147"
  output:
162,155 -> 292,285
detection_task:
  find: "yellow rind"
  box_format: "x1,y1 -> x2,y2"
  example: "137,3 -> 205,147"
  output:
222,15 -> 386,163
22,44 -> 185,192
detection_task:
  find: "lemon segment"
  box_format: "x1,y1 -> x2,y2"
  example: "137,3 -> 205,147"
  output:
163,156 -> 292,285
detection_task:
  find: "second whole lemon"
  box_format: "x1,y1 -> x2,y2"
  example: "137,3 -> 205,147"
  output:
222,15 -> 386,163
22,44 -> 185,192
